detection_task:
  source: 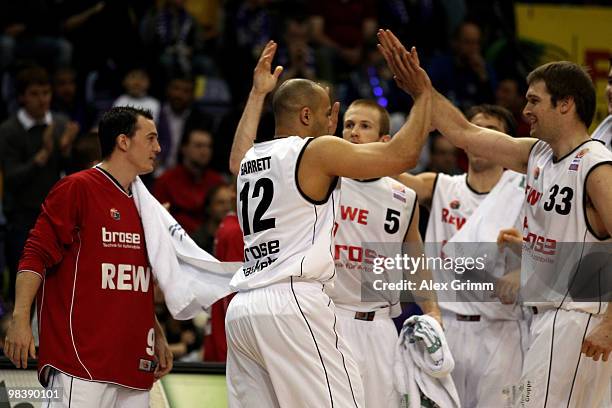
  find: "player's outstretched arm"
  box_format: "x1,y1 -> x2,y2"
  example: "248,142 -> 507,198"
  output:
377,29 -> 536,174
394,172 -> 437,207
582,163 -> 612,361
4,272 -> 41,368
229,40 -> 283,175
304,52 -> 432,181
403,205 -> 442,325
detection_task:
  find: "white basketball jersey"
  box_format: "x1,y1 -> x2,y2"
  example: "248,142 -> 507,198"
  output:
522,139 -> 612,313
230,136 -> 341,290
326,177 -> 417,316
425,173 -> 490,315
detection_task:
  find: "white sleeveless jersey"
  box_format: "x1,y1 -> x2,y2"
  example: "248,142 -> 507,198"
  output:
326,177 -> 417,317
425,173 -> 490,315
230,136 -> 341,290
522,139 -> 612,314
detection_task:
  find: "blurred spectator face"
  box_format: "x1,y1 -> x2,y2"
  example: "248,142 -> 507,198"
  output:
429,135 -> 457,173
606,66 -> 612,115
208,185 -> 234,223
182,130 -> 213,169
467,113 -> 505,171
53,69 -> 77,104
20,84 -> 52,120
496,79 -> 525,114
123,69 -> 150,98
342,105 -> 383,144
167,79 -> 194,113
455,23 -> 481,61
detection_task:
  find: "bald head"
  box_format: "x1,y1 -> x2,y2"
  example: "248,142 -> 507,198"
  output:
273,79 -> 324,121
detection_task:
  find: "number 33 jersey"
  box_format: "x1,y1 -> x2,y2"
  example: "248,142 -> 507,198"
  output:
231,136 -> 341,290
522,139 -> 612,313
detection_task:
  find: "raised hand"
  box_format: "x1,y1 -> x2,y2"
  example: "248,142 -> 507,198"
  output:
253,40 -> 284,95
377,30 -> 431,97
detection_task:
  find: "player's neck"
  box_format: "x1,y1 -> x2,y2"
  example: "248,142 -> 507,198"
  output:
98,159 -> 137,192
466,166 -> 503,194
546,126 -> 590,161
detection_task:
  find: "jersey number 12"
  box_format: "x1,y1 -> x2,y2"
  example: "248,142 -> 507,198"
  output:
240,178 -> 276,236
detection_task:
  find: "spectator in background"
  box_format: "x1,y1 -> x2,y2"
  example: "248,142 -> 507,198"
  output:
310,0 -> 377,83
203,177 -> 242,363
153,127 -> 225,234
0,66 -> 78,303
192,184 -> 234,253
0,1 -> 72,70
157,75 -> 213,174
141,0 -> 205,78
222,0 -> 272,102
426,132 -> 461,175
427,20 -> 497,112
495,77 -> 530,138
276,17 -> 317,82
68,131 -> 102,173
51,66 -> 97,134
113,68 -> 161,123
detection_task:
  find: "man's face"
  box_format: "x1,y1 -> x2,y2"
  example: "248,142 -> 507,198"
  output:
167,79 -> 194,113
429,136 -> 457,173
53,71 -> 76,104
208,186 -> 234,223
523,80 -> 557,141
342,105 -> 382,144
606,67 -> 612,116
456,23 -> 481,60
124,70 -> 149,98
311,86 -> 332,137
20,84 -> 52,120
182,130 -> 213,169
468,113 -> 506,171
496,79 -> 523,113
125,115 -> 161,175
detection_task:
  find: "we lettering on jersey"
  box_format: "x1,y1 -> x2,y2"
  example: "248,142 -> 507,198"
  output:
441,208 -> 466,230
525,184 -> 543,206
101,263 -> 151,292
340,206 -> 369,225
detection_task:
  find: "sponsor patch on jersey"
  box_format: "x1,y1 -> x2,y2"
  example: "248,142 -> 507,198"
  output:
533,167 -> 540,180
110,208 -> 120,221
138,359 -> 157,372
450,199 -> 460,209
569,163 -> 579,171
575,148 -> 589,158
391,184 -> 407,203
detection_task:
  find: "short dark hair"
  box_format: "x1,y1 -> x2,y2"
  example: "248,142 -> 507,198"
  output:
466,104 -> 517,136
526,61 -> 596,127
16,66 -> 50,95
272,79 -> 324,123
347,99 -> 391,136
98,106 -> 153,159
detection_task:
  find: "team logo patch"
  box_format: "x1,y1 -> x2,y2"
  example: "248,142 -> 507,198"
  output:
575,148 -> 589,158
450,199 -> 460,209
138,359 -> 157,372
533,167 -> 540,180
391,184 -> 407,203
110,208 -> 120,221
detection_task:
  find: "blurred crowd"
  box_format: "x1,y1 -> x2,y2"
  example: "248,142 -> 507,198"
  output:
0,0 -> 608,362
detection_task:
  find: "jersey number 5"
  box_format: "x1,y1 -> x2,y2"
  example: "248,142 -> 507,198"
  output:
240,178 -> 276,236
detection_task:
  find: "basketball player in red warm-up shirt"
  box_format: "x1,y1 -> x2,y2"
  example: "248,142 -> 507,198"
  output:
4,107 -> 173,407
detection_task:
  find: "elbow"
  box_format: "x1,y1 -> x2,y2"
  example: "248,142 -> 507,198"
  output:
401,153 -> 419,173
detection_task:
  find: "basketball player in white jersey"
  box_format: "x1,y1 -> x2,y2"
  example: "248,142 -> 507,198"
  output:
378,29 -> 612,408
396,104 -> 527,407
225,40 -> 432,408
327,99 -> 441,408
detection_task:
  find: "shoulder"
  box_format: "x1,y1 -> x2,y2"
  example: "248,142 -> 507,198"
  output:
0,116 -> 22,136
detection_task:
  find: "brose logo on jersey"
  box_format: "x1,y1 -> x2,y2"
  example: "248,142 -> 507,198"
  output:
101,227 -> 142,249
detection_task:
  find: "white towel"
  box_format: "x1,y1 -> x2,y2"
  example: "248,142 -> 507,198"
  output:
443,170 -> 525,271
394,315 -> 460,408
132,177 -> 241,319
592,114 -> 612,151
